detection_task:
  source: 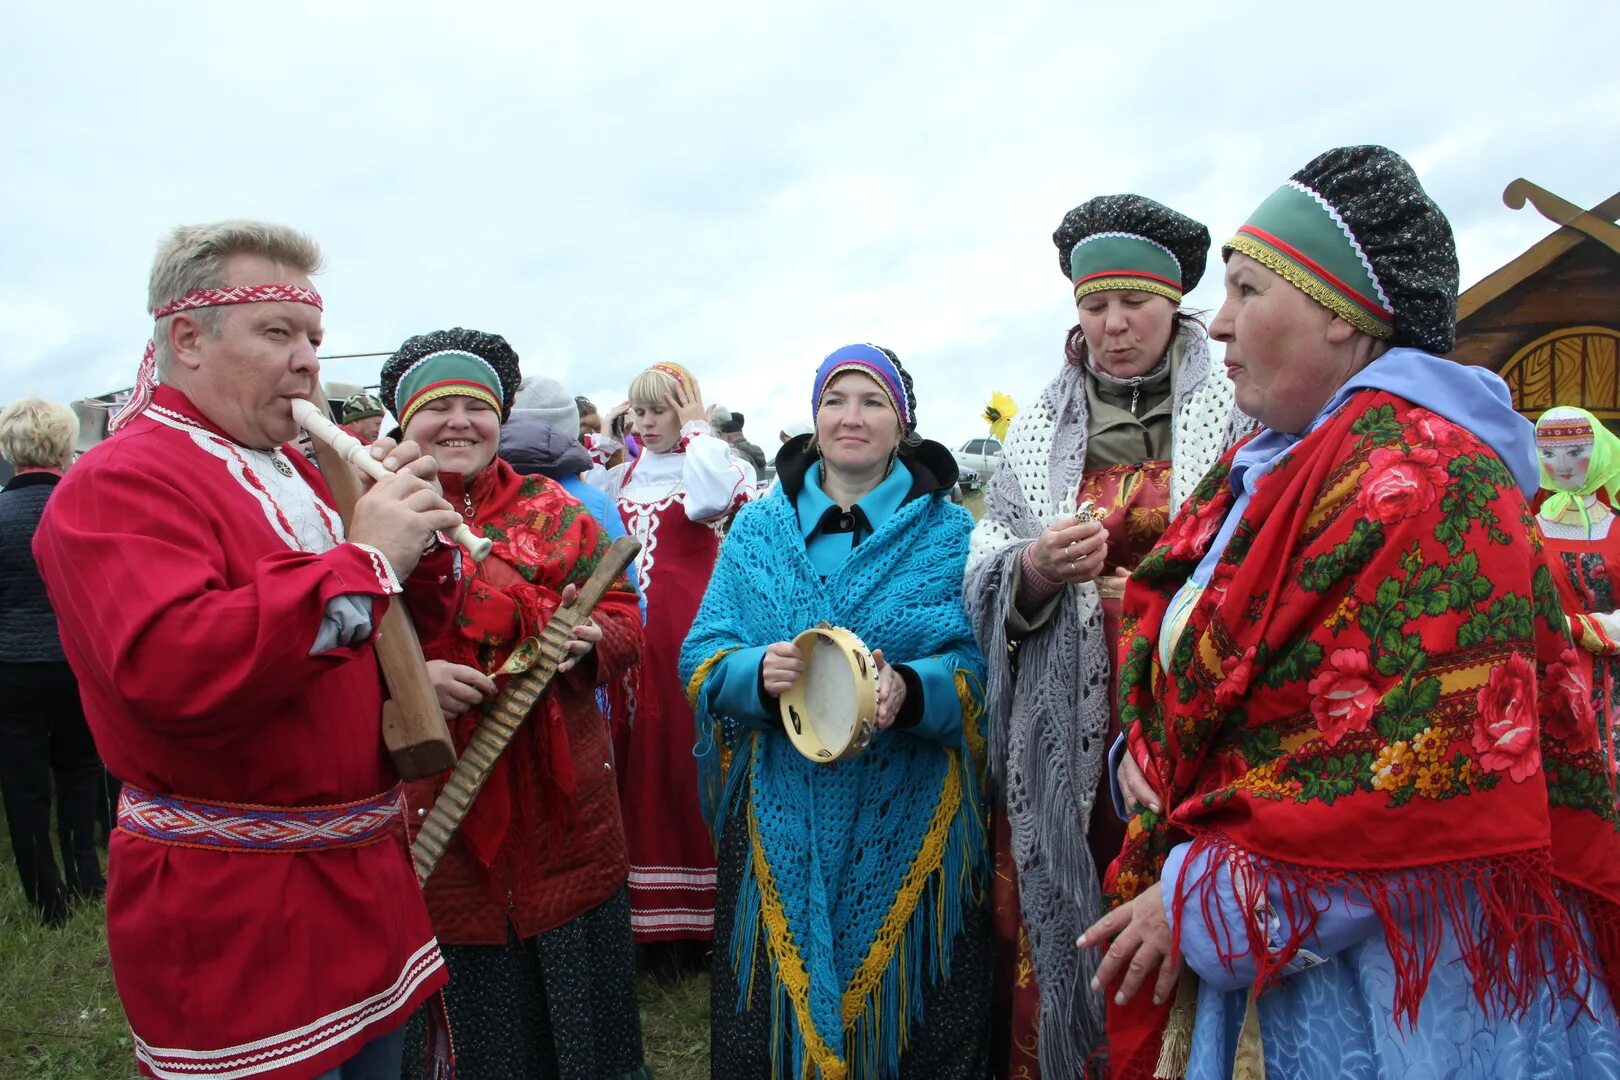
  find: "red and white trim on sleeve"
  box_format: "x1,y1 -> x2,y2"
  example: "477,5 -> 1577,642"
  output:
349,543 -> 404,595
676,420 -> 714,453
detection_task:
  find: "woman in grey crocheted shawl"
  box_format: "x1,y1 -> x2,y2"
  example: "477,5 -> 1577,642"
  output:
963,194 -> 1251,1078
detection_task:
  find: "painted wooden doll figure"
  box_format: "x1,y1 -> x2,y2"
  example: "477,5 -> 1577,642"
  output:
1537,405 -> 1620,758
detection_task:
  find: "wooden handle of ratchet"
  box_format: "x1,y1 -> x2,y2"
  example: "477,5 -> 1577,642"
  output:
412,535 -> 640,884
290,398 -> 493,561
298,396 -> 457,780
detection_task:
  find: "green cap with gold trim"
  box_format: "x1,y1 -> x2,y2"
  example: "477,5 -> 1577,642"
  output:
1054,194 -> 1211,305
380,328 -> 521,431
1223,146 -> 1458,352
1069,232 -> 1186,303
1226,181 -> 1396,339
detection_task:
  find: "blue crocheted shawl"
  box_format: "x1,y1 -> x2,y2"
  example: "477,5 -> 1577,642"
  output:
681,483 -> 988,1080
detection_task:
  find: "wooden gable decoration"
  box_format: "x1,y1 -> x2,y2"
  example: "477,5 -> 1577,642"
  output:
1450,181 -> 1620,421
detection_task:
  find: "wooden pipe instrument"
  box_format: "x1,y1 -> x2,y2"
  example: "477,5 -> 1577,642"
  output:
291,398 -> 493,561
296,395 -> 457,780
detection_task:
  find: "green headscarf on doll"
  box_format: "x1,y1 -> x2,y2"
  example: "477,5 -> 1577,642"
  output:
1537,405 -> 1620,534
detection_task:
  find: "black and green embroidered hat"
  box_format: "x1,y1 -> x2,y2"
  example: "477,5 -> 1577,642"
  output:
380,328 -> 522,431
1053,194 -> 1211,304
1224,145 -> 1459,352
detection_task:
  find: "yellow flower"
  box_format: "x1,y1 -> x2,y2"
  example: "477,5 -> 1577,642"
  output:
983,391 -> 1018,441
1411,727 -> 1448,765
1238,760 -> 1301,800
1415,761 -> 1456,798
1372,741 -> 1416,792
1326,594 -> 1362,632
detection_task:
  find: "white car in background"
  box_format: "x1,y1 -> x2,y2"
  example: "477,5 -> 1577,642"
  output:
953,437 -> 1003,492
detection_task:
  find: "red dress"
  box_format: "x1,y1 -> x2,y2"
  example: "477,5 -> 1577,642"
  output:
990,460 -> 1171,1080
32,387 -> 461,1080
1540,503 -> 1620,777
610,425 -> 753,940
404,463 -> 644,943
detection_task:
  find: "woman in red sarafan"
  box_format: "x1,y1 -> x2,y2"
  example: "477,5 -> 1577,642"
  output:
602,361 -> 756,952
380,328 -> 651,1080
1086,146 -> 1620,1078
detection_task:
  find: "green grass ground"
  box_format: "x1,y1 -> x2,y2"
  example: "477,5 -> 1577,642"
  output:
0,806 -> 710,1079
0,820 -> 132,1078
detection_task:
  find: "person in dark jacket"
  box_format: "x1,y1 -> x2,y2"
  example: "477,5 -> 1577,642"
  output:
713,405 -> 769,473
0,396 -> 108,926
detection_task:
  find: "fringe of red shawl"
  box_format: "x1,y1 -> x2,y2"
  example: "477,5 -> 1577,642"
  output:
1173,831 -> 1584,1024
1558,878 -> 1620,1018
1109,833 -> 1592,1079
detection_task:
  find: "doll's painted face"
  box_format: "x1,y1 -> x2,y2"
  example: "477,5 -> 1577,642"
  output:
1539,440 -> 1593,490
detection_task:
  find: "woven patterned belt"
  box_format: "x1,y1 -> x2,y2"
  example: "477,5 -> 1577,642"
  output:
117,785 -> 405,853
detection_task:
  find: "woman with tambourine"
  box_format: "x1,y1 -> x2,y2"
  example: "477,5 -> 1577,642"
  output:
681,343 -> 991,1079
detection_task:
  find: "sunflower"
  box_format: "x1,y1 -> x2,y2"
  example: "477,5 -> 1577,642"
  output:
983,391 -> 1018,441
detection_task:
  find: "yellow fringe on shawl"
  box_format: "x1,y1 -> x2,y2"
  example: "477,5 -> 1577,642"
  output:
709,654 -> 984,1079
686,647 -> 739,777
685,647 -> 737,710
956,669 -> 987,772
750,753 -> 967,1080
749,803 -> 848,1080
841,754 -> 964,1025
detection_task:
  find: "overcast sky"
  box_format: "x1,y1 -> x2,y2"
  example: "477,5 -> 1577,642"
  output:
3,1 -> 1617,450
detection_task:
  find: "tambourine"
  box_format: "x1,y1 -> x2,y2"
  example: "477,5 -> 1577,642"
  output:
779,624 -> 878,764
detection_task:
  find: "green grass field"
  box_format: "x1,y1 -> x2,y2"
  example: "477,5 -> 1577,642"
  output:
0,820 -> 132,1078
0,807 -> 710,1079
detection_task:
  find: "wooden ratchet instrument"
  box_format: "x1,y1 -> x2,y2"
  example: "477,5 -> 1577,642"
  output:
412,535 -> 640,884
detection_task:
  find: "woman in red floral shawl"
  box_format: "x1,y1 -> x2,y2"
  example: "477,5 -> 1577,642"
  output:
1083,147 -> 1620,1079
381,329 -> 652,1080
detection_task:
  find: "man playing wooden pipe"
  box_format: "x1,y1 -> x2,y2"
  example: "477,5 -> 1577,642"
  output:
33,220 -> 467,1080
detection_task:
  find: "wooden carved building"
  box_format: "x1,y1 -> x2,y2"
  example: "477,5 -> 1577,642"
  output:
1451,181 -> 1620,423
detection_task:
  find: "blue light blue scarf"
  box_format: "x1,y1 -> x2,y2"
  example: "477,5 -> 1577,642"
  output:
681,484 -> 987,1079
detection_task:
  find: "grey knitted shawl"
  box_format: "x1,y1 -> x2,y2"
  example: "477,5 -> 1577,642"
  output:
963,325 -> 1248,1076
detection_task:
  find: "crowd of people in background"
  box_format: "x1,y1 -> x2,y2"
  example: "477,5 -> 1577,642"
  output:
2,141 -> 1619,1080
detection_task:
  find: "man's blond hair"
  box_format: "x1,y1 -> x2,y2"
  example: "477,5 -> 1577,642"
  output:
0,397 -> 78,469
148,221 -> 323,377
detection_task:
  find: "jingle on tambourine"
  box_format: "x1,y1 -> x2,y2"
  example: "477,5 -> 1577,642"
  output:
778,624 -> 879,764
